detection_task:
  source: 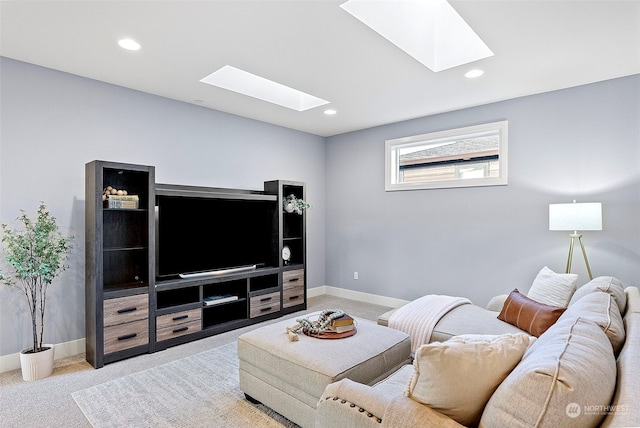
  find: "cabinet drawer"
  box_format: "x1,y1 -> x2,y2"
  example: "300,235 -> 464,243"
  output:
156,308 -> 201,330
104,319 -> 149,354
283,269 -> 304,289
104,294 -> 149,327
283,285 -> 304,308
250,291 -> 281,318
157,319 -> 201,342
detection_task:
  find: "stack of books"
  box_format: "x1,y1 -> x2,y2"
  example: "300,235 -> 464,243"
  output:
328,313 -> 355,333
104,194 -> 139,209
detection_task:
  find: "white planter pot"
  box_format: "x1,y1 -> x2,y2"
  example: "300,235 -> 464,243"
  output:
19,344 -> 55,381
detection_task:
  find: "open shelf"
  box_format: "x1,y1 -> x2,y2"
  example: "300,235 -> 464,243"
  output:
203,300 -> 248,328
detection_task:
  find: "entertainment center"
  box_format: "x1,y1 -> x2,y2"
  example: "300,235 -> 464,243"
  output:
85,160 -> 307,368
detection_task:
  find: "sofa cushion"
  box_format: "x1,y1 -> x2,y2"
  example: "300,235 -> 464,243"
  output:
431,304 -> 528,342
625,286 -> 640,314
480,316 -> 616,428
560,291 -> 625,354
486,294 -> 508,312
570,276 -> 627,314
498,289 -> 566,337
527,266 -> 578,307
406,333 -> 532,427
601,312 -> 640,428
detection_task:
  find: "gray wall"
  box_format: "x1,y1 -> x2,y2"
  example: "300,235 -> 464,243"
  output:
325,74 -> 640,306
2,55 -> 638,358
0,57 -> 327,356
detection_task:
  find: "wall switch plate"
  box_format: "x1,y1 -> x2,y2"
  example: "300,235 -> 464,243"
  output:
353,272 -> 359,280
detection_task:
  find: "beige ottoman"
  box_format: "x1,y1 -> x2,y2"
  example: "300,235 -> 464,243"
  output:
238,313 -> 411,427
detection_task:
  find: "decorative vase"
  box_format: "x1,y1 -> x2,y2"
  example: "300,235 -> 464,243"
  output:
284,202 -> 295,213
19,344 -> 54,381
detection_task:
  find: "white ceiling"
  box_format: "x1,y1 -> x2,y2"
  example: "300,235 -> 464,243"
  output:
1,1 -> 639,137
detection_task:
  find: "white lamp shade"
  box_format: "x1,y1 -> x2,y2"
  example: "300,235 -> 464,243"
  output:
549,202 -> 602,231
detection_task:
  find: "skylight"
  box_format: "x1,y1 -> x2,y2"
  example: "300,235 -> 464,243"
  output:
340,0 -> 494,72
200,66 -> 330,112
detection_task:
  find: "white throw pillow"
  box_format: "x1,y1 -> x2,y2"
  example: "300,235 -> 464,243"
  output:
527,266 -> 578,307
405,333 -> 533,427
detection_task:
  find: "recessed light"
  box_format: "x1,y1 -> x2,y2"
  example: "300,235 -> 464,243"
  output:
465,69 -> 484,78
118,38 -> 141,51
324,109 -> 337,115
200,65 -> 330,112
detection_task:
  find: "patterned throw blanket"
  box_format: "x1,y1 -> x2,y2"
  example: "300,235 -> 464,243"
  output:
388,295 -> 471,353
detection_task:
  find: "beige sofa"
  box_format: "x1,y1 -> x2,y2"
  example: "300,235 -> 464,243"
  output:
317,277 -> 640,427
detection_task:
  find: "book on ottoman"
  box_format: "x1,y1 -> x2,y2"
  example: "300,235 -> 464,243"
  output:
331,313 -> 354,327
329,324 -> 355,333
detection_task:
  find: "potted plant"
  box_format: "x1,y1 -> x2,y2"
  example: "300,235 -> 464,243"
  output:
283,194 -> 311,215
0,203 -> 73,381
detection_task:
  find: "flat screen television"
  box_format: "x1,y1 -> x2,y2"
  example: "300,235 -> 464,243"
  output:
155,195 -> 276,280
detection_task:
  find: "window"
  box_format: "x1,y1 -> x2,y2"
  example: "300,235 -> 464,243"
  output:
385,121 -> 508,191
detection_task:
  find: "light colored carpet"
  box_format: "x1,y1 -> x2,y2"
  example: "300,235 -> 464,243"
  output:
72,342 -> 296,428
0,295 -> 394,428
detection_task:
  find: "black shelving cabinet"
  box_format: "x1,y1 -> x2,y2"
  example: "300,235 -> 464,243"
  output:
265,180 -> 307,315
85,161 -> 155,368
86,163 -> 307,366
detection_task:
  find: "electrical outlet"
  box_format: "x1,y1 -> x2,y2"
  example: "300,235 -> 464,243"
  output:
353,272 -> 359,280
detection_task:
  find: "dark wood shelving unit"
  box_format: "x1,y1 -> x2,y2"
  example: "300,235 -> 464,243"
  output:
85,160 -> 155,368
86,163 -> 306,366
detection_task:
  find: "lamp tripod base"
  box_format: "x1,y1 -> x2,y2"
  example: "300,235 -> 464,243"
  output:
566,233 -> 593,280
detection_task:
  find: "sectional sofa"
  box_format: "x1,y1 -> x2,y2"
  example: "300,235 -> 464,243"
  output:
317,275 -> 639,427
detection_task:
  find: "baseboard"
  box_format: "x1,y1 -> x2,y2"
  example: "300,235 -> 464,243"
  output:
308,285 -> 409,309
0,338 -> 85,374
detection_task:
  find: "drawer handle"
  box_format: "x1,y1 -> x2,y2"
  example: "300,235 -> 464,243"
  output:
173,327 -> 189,333
289,295 -> 300,300
260,297 -> 272,302
288,278 -> 300,283
117,333 -> 137,341
117,307 -> 137,314
172,315 -> 189,321
260,307 -> 272,312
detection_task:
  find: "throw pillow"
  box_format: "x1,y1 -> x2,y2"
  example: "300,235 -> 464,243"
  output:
527,266 -> 578,307
405,333 -> 533,427
498,289 -> 566,336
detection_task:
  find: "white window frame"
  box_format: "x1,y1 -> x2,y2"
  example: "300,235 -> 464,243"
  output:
385,120 -> 508,191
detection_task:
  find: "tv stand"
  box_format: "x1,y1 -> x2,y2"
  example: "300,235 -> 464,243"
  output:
178,265 -> 257,279
85,160 -> 306,368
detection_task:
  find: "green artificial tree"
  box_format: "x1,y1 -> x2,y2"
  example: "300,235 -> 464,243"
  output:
0,203 -> 73,354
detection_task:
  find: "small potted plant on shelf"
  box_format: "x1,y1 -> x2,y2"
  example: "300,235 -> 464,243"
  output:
0,203 -> 73,381
283,194 -> 311,215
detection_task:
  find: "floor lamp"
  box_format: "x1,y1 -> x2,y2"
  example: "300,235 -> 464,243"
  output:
549,201 -> 602,280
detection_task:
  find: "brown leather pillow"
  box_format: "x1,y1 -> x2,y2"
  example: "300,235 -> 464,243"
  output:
497,289 -> 566,337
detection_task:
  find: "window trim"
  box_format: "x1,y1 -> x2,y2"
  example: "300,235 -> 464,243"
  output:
385,120 -> 508,191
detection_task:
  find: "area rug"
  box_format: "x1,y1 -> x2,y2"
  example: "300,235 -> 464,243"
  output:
72,342 -> 297,428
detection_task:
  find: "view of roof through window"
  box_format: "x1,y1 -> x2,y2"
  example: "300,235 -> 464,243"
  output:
399,134 -> 499,164
398,134 -> 500,183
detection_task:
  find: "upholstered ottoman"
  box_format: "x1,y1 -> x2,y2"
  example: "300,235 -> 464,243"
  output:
238,313 -> 411,428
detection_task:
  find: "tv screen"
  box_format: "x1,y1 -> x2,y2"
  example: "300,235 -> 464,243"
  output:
156,195 -> 276,280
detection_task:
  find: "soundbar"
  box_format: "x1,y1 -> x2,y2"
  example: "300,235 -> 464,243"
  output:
178,264 -> 257,279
